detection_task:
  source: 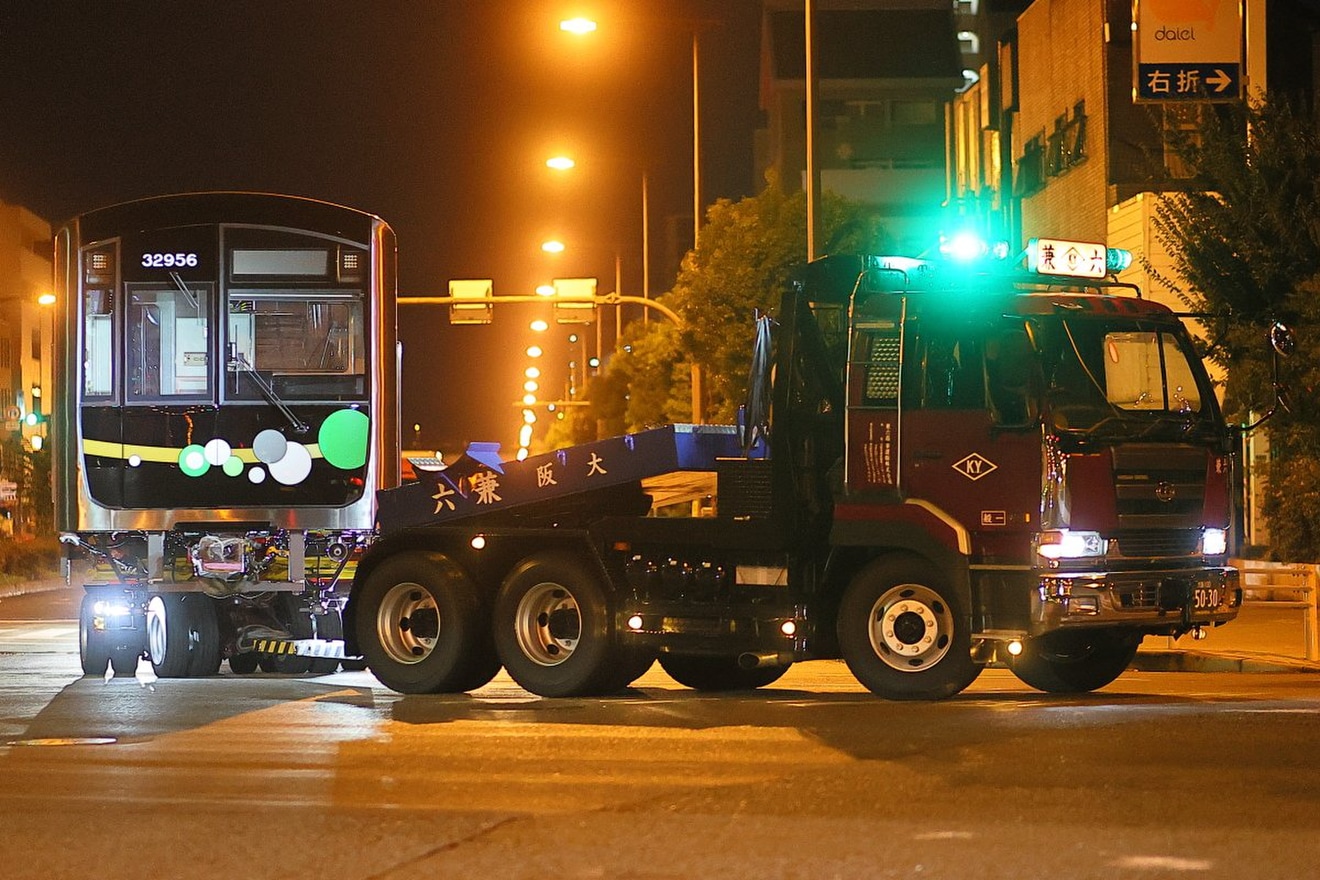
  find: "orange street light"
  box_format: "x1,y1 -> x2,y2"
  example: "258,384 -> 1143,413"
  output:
560,17 -> 597,35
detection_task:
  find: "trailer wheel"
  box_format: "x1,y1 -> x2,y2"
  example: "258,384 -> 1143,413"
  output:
184,596 -> 222,677
147,594 -> 195,678
267,594 -> 313,674
658,654 -> 790,691
228,652 -> 261,674
78,595 -> 112,676
308,607 -> 343,674
837,557 -> 981,700
494,552 -> 621,697
357,552 -> 500,694
79,596 -> 142,676
1008,628 -> 1141,693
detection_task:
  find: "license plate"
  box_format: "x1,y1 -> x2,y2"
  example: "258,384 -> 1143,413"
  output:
1192,586 -> 1222,610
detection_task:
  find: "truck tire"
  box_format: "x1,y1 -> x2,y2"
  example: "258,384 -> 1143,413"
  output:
184,595 -> 222,676
147,594 -> 195,678
837,557 -> 982,700
1008,628 -> 1141,693
80,595 -> 142,676
493,552 -> 622,697
356,552 -> 500,694
658,654 -> 790,691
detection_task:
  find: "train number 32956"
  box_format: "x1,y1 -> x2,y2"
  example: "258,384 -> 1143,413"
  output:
141,252 -> 200,268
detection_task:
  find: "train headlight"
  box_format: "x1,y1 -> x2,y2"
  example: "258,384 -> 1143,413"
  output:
1202,528 -> 1228,556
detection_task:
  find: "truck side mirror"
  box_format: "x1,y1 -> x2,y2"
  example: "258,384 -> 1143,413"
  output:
1270,322 -> 1295,358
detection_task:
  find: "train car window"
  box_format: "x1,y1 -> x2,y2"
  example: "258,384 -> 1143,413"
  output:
126,284 -> 213,400
82,289 -> 113,398
226,292 -> 365,401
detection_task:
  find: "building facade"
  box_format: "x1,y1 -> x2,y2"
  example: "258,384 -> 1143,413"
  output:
0,201 -> 53,535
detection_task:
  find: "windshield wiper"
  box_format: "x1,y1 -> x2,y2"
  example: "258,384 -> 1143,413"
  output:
228,351 -> 310,434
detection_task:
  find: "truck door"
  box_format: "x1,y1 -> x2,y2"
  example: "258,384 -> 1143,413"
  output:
897,315 -> 1042,551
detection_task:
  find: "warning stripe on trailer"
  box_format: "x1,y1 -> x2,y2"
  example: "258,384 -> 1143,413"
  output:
246,639 -> 348,659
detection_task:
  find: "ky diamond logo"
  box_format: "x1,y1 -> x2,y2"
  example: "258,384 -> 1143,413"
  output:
952,453 -> 998,481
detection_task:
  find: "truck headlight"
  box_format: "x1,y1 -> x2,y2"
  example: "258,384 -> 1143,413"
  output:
1035,529 -> 1106,560
1202,528 -> 1228,556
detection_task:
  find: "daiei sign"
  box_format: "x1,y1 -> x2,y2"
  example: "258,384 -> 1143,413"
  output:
1133,0 -> 1244,102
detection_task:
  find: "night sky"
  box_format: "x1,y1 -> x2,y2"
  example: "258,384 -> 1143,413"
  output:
0,1 -> 764,453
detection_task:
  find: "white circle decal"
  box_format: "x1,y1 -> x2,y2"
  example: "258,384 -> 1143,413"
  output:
268,442 -> 312,485
204,438 -> 232,466
248,467 -> 267,484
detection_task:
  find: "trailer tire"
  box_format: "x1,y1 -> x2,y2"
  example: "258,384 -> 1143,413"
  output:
837,557 -> 981,700
228,651 -> 261,674
267,593 -> 313,674
78,595 -> 111,676
184,596 -> 222,677
147,594 -> 195,678
80,596 -> 143,676
493,552 -> 621,697
658,654 -> 790,691
1008,628 -> 1141,693
357,552 -> 500,694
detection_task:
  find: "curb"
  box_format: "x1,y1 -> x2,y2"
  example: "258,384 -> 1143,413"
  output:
1133,649 -> 1320,674
0,577 -> 72,601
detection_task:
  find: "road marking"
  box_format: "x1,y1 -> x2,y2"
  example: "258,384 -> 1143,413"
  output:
1114,855 -> 1213,871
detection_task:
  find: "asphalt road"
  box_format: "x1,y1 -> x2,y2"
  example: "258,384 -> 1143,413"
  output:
2,598 -> 1320,880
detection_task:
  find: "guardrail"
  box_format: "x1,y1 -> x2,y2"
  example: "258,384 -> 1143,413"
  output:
1231,558 -> 1319,661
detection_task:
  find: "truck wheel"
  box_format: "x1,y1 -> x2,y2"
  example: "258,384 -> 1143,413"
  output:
357,552 -> 500,694
78,595 -> 112,676
494,552 -> 620,697
837,558 -> 981,700
147,594 -> 194,678
1009,628 -> 1141,693
658,654 -> 790,691
184,596 -> 222,676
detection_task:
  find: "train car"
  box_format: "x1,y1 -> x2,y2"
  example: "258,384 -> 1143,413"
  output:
53,192 -> 399,677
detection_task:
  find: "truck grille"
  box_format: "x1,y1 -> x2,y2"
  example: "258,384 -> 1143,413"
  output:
1111,444 -> 1207,530
1112,529 -> 1199,558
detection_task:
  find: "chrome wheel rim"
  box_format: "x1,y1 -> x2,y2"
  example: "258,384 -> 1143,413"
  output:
376,582 -> 440,665
146,596 -> 169,664
514,581 -> 580,667
867,584 -> 954,672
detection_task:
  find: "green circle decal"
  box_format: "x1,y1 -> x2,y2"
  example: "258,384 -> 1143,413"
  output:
222,455 -> 245,477
179,444 -> 210,477
319,408 -> 369,470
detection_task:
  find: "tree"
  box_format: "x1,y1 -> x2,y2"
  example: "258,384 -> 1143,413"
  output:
1153,97 -> 1320,559
549,177 -> 889,442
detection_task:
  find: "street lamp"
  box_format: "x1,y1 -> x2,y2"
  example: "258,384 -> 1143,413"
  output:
559,17 -> 703,249
545,155 -> 651,308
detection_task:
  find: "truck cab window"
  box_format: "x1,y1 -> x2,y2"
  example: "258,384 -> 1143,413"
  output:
905,324 -> 985,410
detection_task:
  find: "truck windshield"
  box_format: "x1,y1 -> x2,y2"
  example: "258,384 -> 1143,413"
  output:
1036,316 -> 1217,438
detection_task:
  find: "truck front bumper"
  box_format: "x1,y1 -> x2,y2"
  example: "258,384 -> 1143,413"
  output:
1032,566 -> 1240,635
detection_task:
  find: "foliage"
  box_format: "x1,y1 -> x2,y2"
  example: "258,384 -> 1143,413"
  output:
1153,97 -> 1320,560
553,178 -> 888,438
0,535 -> 60,581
